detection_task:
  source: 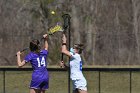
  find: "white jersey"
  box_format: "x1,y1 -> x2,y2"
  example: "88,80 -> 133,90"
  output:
70,52 -> 85,80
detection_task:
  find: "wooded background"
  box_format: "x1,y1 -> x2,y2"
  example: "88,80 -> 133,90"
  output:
0,0 -> 140,66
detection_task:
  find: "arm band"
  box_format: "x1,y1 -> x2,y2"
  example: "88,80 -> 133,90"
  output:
62,43 -> 66,45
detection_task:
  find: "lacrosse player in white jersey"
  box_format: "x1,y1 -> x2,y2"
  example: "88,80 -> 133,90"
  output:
60,34 -> 88,93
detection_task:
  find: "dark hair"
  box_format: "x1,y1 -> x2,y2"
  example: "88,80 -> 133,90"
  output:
74,44 -> 84,54
29,39 -> 40,52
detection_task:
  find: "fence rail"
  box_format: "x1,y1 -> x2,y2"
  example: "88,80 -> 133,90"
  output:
1,67 -> 140,93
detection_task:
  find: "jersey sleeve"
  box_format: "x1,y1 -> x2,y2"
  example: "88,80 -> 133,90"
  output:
70,52 -> 76,59
24,54 -> 32,63
40,49 -> 48,55
70,52 -> 80,60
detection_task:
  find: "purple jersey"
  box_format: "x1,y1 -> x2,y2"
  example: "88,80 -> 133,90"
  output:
24,49 -> 49,90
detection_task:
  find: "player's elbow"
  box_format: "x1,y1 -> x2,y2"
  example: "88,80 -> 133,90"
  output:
17,64 -> 23,68
18,65 -> 23,68
17,61 -> 25,68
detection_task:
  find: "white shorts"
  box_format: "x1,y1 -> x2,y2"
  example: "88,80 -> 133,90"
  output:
72,78 -> 87,91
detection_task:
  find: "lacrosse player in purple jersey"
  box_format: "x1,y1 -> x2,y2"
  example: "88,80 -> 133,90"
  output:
16,34 -> 49,93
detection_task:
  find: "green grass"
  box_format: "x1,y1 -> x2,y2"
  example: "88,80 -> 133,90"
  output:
131,72 -> 140,93
100,71 -> 130,93
0,70 -> 140,93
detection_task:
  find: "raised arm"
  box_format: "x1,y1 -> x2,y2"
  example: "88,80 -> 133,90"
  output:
43,34 -> 48,50
61,34 -> 71,57
16,51 -> 26,68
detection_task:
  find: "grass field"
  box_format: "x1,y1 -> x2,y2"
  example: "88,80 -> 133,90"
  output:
0,70 -> 140,93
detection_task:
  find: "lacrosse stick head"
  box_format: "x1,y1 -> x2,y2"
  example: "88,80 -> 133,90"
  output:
48,23 -> 64,35
62,14 -> 71,30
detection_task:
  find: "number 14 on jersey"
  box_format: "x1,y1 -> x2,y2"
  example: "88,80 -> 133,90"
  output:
37,57 -> 46,67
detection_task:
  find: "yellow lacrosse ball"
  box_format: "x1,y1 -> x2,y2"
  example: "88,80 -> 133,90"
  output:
51,11 -> 55,15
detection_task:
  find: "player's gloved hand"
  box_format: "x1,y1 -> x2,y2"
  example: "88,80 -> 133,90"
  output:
43,34 -> 48,39
16,51 -> 21,56
59,61 -> 65,68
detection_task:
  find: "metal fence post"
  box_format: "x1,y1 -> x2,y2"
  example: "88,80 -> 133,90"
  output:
3,70 -> 5,93
130,71 -> 132,93
99,71 -> 101,93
